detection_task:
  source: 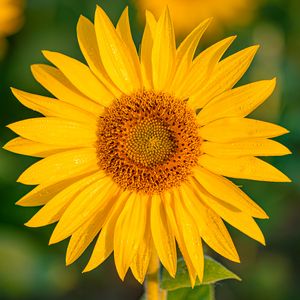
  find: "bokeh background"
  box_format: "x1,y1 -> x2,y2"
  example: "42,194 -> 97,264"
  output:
0,0 -> 299,299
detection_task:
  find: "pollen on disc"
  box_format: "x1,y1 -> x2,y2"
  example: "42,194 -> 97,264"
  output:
96,91 -> 202,194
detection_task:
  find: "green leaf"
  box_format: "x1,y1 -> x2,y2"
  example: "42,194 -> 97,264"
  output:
168,285 -> 215,300
161,256 -> 241,291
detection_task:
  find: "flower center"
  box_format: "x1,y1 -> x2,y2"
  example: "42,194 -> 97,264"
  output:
126,119 -> 177,167
96,91 -> 202,194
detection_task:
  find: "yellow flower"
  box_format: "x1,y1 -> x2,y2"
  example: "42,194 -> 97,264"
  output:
136,0 -> 260,35
4,6 -> 290,285
0,0 -> 24,58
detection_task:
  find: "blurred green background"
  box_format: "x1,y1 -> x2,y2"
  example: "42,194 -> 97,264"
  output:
0,0 -> 299,299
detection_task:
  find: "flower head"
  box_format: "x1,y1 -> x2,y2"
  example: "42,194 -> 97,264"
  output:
4,6 -> 290,285
0,0 -> 24,58
135,0 -> 261,35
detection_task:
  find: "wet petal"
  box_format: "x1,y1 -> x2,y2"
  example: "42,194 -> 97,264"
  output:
199,155 -> 291,182
31,64 -> 103,115
8,117 -> 97,147
173,189 -> 204,281
50,176 -> 118,244
151,194 -> 177,277
182,183 -> 240,262
193,182 -> 265,245
11,88 -> 98,125
17,148 -> 99,185
25,172 -> 104,227
178,36 -> 236,100
43,51 -> 114,106
193,167 -> 268,218
77,15 -> 121,97
201,139 -> 291,158
190,45 -> 259,108
152,7 -> 176,90
3,137 -> 74,158
130,203 -> 152,283
94,5 -> 141,93
140,10 -> 156,89
170,18 -> 211,93
163,192 -> 197,286
116,7 -> 142,83
199,117 -> 289,142
83,192 -> 129,272
197,79 -> 277,125
114,193 -> 147,280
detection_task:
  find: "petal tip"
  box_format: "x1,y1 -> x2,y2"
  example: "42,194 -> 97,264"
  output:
42,50 -> 55,61
251,44 -> 260,53
82,264 -> 92,273
235,256 -> 241,264
48,237 -> 57,245
2,140 -> 10,151
77,14 -> 87,26
15,199 -> 21,206
65,256 -> 74,266
10,86 -> 17,94
271,77 -> 277,84
16,174 -> 24,183
24,220 -> 36,228
49,230 -> 64,245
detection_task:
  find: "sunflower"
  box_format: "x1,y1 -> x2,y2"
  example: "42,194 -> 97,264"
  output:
135,0 -> 261,35
0,0 -> 24,58
4,6 -> 290,286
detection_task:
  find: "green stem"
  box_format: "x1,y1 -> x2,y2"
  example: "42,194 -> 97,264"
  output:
145,250 -> 166,300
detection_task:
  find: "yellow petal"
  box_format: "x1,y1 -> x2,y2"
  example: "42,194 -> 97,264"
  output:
66,196 -> 113,265
150,194 -> 177,278
181,183 -> 240,263
17,148 -> 99,185
16,173 -> 93,207
170,18 -> 211,93
176,18 -> 212,67
163,192 -> 197,287
199,155 -> 291,182
116,7 -> 142,84
11,88 -> 98,125
178,36 -> 236,100
201,139 -> 291,158
173,189 -> 204,281
66,216 -> 101,266
3,137 -> 73,158
197,79 -> 277,125
25,172 -> 104,227
50,176 -> 118,244
140,10 -> 156,89
114,193 -> 147,280
43,51 -> 114,106
199,117 -> 289,142
31,64 -> 103,115
193,182 -> 265,245
94,5 -> 141,93
152,7 -> 176,91
193,167 -> 268,218
77,15 -> 121,97
190,45 -> 259,109
8,117 -> 97,147
84,192 -> 129,272
130,202 -> 152,283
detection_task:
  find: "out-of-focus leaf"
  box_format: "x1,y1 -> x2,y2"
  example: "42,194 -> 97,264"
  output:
161,256 -> 240,291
